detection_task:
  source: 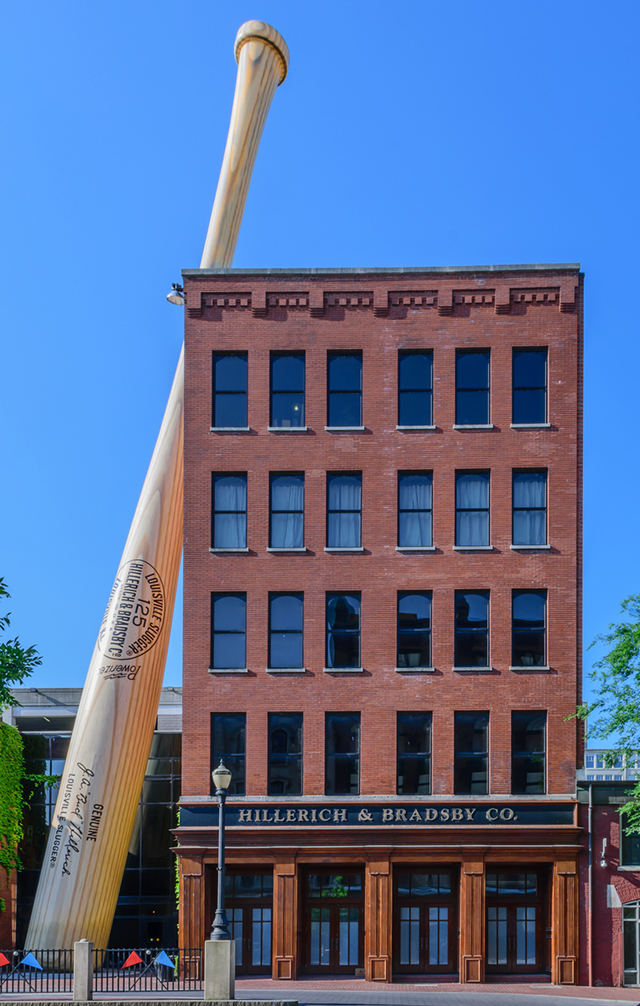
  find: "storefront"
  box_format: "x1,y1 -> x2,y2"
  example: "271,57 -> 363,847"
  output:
176,798 -> 580,984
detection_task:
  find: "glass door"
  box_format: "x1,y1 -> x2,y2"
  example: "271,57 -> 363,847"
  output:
394,871 -> 457,974
303,872 -> 364,974
485,872 -> 541,974
223,871 -> 273,975
623,901 -> 640,985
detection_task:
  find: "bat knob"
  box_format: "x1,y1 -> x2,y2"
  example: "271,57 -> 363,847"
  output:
235,21 -> 289,85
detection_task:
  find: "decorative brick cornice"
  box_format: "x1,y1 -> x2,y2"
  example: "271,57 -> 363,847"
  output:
184,276 -> 580,320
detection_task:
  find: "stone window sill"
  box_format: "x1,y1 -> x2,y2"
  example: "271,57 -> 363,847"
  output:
267,547 -> 307,552
618,866 -> 640,872
453,545 -> 494,551
454,666 -> 493,673
396,545 -> 436,552
324,667 -> 364,674
396,425 -> 437,431
453,424 -> 494,430
324,426 -> 366,432
208,668 -> 249,674
266,667 -> 307,674
324,546 -> 365,552
267,426 -> 309,433
510,423 -> 552,429
509,665 -> 551,672
210,547 -> 250,553
395,666 -> 435,674
510,544 -> 551,550
210,427 -> 251,433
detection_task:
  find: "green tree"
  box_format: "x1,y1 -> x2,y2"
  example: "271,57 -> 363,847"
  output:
0,577 -> 42,708
576,593 -> 640,831
0,577 -> 43,907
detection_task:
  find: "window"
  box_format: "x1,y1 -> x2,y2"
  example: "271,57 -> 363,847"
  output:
211,713 -> 245,794
269,473 -> 304,548
397,712 -> 431,794
398,472 -> 432,547
622,833 -> 640,867
269,593 -> 303,669
212,473 -> 247,548
455,471 -> 489,546
327,352 -> 362,427
326,593 -> 361,669
270,352 -> 305,428
455,591 -> 489,668
397,592 -> 432,668
398,351 -> 433,426
511,712 -> 546,794
585,754 -> 595,768
512,590 -> 546,667
513,471 -> 547,545
325,713 -> 360,795
268,713 -> 302,795
211,594 -> 246,670
454,712 -> 489,794
213,352 -> 247,428
513,348 -> 547,424
327,473 -> 361,548
456,349 -> 490,425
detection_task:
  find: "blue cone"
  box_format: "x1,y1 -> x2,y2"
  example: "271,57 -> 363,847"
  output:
21,953 -> 43,970
154,951 -> 175,970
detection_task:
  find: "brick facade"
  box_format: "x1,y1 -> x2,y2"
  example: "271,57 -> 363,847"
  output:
177,265 -> 583,983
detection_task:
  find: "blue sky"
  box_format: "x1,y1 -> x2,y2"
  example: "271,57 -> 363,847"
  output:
1,0 -> 638,693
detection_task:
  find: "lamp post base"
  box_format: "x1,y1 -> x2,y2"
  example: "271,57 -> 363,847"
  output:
204,939 -> 235,1000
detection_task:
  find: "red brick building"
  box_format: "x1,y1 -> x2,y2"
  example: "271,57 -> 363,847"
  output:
176,264 -> 583,983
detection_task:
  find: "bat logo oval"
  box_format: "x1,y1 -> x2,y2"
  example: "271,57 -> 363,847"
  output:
98,559 -> 166,661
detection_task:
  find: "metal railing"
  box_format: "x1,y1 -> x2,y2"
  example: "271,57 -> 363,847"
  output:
0,947 -> 204,994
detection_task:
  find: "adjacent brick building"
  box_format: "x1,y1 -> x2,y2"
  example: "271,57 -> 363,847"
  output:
176,264 -> 583,983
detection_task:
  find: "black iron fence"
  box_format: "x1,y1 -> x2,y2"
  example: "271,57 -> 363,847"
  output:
0,947 -> 204,994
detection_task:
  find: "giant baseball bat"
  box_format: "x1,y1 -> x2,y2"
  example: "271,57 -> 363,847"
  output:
26,20 -> 289,952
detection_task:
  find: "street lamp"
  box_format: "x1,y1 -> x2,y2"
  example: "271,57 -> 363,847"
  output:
210,761 -> 233,940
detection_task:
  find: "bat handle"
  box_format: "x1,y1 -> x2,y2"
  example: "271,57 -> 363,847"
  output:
200,21 -> 289,270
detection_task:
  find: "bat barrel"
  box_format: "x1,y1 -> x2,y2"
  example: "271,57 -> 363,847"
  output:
200,22 -> 289,270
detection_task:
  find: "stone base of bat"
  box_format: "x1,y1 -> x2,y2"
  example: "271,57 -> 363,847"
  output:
204,939 -> 235,1000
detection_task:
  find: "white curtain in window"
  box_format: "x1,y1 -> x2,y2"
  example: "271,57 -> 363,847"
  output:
328,476 -> 361,547
399,477 -> 432,511
215,476 -> 246,547
456,474 -> 488,509
399,512 -> 432,547
271,477 -> 304,548
513,474 -> 546,544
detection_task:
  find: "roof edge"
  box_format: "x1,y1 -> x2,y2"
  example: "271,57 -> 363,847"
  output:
182,263 -> 581,278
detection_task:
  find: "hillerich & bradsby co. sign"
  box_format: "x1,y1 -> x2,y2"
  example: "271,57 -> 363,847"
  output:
179,802 -> 575,828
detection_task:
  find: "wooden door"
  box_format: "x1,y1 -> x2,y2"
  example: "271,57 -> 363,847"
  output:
394,871 -> 457,974
302,871 -> 364,974
222,870 -> 273,975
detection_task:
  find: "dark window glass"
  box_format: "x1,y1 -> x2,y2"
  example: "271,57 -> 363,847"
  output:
397,712 -> 431,795
454,711 -> 489,794
511,712 -> 546,794
513,471 -> 547,545
327,352 -> 362,427
270,473 -> 304,548
455,471 -> 489,546
398,351 -> 433,426
326,593 -> 361,668
212,473 -> 247,548
486,873 -> 537,896
213,352 -> 247,428
269,594 -> 303,669
325,713 -> 360,795
455,591 -> 489,667
270,352 -> 305,428
456,350 -> 490,425
268,713 -> 302,795
211,594 -> 246,669
211,713 -> 246,795
622,831 -> 640,867
308,874 -> 362,897
512,590 -> 546,667
398,472 -> 432,547
397,592 -> 432,668
396,873 -> 451,897
513,348 -> 547,424
327,473 -> 361,547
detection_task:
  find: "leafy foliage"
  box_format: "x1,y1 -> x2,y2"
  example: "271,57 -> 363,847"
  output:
0,723 -> 25,879
576,593 -> 640,831
0,577 -> 42,710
